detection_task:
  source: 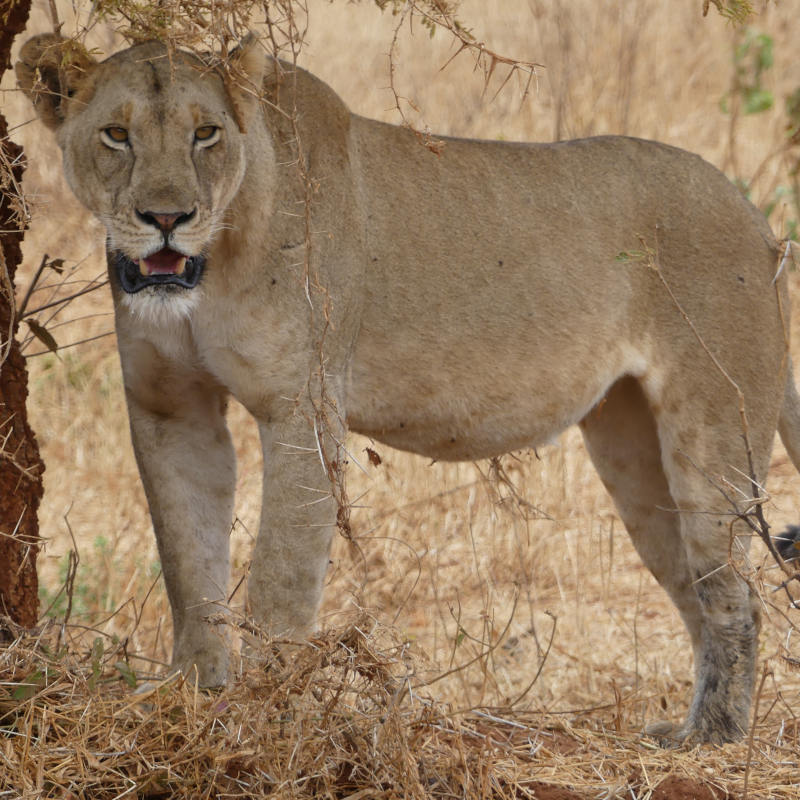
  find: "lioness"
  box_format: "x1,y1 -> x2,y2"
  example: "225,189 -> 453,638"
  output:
17,33 -> 800,744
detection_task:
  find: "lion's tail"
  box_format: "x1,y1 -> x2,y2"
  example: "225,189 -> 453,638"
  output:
779,358 -> 800,472
776,362 -> 800,560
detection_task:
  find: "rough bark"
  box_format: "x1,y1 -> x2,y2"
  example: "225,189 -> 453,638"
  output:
0,0 -> 42,630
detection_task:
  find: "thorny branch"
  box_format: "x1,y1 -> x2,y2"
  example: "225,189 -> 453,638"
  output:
396,0 -> 541,93
382,1 -> 540,152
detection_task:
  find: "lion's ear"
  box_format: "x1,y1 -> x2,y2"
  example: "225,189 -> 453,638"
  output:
15,34 -> 98,131
224,33 -> 274,133
230,33 -> 269,88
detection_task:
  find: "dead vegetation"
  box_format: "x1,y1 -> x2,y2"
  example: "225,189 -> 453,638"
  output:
2,0 -> 800,796
1,610 -> 800,799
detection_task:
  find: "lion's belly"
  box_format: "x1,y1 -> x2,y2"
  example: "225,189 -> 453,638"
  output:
347,396 -> 589,461
345,338 -> 647,462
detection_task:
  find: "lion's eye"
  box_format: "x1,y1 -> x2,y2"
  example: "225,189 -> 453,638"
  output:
100,127 -> 129,148
194,125 -> 220,146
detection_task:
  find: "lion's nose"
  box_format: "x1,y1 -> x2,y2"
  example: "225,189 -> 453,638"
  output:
136,208 -> 197,233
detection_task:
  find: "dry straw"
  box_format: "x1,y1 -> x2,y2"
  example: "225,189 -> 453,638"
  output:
1,612 -> 799,798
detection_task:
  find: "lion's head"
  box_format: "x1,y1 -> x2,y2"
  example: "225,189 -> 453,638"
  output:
16,34 -> 267,320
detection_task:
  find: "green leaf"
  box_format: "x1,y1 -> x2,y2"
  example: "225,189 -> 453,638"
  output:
91,637 -> 104,664
786,88 -> 800,135
88,637 -> 104,690
114,661 -> 138,689
11,670 -> 44,701
743,87 -> 773,115
754,33 -> 773,71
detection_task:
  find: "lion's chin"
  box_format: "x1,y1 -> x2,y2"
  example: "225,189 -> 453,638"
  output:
119,284 -> 201,327
111,248 -> 205,325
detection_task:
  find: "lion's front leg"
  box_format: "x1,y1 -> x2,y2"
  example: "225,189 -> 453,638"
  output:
124,361 -> 236,687
247,411 -> 340,640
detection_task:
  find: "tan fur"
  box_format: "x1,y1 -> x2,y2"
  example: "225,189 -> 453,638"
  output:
18,33 -> 800,744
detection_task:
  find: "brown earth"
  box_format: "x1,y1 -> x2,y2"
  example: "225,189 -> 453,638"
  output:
650,775 -> 736,800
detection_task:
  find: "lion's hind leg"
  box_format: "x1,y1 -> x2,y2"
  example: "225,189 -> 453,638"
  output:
638,372 -> 775,744
581,373 -> 763,743
579,376 -> 704,676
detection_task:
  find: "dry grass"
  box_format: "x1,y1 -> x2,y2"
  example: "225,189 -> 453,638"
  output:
2,0 -> 800,796
2,613 -> 800,798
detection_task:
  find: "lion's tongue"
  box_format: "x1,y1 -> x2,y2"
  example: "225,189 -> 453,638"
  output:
139,248 -> 187,276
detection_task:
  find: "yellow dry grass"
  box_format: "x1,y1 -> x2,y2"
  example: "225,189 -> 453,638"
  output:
2,0 -> 800,796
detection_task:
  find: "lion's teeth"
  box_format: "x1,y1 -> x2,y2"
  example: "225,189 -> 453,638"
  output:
177,256 -> 187,275
138,259 -> 148,276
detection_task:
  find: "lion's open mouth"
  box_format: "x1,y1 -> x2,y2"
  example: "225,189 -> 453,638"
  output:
113,248 -> 205,294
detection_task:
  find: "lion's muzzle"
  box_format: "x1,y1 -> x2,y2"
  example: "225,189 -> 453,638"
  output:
113,248 -> 206,293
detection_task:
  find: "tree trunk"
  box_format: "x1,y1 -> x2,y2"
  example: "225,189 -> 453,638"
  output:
0,0 -> 43,631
